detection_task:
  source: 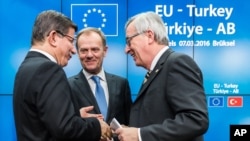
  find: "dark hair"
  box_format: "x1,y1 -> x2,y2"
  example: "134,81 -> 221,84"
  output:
31,10 -> 77,45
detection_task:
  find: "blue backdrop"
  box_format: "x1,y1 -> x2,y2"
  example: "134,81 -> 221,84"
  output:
0,0 -> 249,141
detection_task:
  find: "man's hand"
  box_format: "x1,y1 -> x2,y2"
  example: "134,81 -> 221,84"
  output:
98,119 -> 112,140
79,106 -> 104,120
115,127 -> 139,141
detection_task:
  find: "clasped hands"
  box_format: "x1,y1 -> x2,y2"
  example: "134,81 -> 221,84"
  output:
80,106 -> 139,141
80,106 -> 112,141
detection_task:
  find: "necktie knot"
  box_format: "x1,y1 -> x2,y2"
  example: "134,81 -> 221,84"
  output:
91,75 -> 100,84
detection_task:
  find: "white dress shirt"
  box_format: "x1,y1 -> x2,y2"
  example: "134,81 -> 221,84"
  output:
82,68 -> 109,106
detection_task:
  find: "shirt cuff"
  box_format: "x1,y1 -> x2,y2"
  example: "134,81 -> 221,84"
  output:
138,128 -> 142,141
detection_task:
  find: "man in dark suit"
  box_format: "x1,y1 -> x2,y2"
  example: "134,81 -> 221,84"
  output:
68,27 -> 132,126
13,10 -> 111,141
115,12 -> 209,141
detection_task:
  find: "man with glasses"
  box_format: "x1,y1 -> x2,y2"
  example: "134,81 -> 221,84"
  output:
13,10 -> 111,141
115,11 -> 209,141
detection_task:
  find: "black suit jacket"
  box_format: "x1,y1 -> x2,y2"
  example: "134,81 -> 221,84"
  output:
13,51 -> 101,141
130,48 -> 209,141
68,71 -> 132,125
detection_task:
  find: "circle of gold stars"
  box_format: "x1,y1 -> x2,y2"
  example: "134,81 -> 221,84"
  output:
82,8 -> 107,30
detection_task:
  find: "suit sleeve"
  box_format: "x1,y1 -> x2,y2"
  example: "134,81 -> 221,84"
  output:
32,62 -> 101,141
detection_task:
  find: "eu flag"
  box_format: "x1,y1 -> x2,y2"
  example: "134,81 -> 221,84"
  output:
208,96 -> 224,107
71,4 -> 118,36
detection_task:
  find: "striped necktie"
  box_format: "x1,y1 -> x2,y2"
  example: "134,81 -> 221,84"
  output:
143,71 -> 151,84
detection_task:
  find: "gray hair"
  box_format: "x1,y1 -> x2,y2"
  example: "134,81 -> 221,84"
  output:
125,11 -> 169,45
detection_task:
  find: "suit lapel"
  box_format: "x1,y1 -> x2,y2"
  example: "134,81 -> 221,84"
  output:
105,73 -> 116,121
76,72 -> 100,113
135,48 -> 174,102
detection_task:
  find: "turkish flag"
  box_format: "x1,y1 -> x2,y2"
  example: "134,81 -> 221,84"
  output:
228,96 -> 243,107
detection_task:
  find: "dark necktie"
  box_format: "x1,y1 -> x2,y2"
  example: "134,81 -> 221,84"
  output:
143,71 -> 151,84
91,76 -> 107,120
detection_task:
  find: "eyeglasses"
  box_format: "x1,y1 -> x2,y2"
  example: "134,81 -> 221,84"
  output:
55,30 -> 75,44
125,32 -> 144,46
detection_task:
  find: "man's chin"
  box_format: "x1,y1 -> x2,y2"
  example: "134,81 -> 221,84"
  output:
135,62 -> 142,67
60,61 -> 68,67
84,67 -> 99,74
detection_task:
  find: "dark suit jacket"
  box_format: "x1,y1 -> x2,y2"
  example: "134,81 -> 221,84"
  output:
13,51 -> 101,141
68,71 -> 132,125
130,48 -> 209,141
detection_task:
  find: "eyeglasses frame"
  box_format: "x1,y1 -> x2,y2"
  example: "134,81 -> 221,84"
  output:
125,31 -> 145,46
55,30 -> 75,43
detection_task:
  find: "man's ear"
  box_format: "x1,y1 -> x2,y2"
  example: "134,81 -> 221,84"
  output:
47,30 -> 58,47
146,30 -> 154,44
103,46 -> 108,57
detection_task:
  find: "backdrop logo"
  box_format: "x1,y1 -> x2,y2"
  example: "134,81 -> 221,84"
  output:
208,96 -> 224,107
228,96 -> 243,107
71,4 -> 118,36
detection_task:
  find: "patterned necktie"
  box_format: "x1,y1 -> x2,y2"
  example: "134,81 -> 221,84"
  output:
143,71 -> 151,84
91,76 -> 107,120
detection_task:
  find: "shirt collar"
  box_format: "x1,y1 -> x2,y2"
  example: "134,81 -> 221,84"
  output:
150,46 -> 169,71
30,48 -> 57,63
82,68 -> 106,82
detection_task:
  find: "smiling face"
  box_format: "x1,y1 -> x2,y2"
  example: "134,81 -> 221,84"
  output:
125,22 -> 149,68
55,28 -> 76,67
77,31 -> 107,74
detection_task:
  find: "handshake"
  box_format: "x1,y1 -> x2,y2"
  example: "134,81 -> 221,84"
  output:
99,118 -> 122,141
80,106 -> 122,141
